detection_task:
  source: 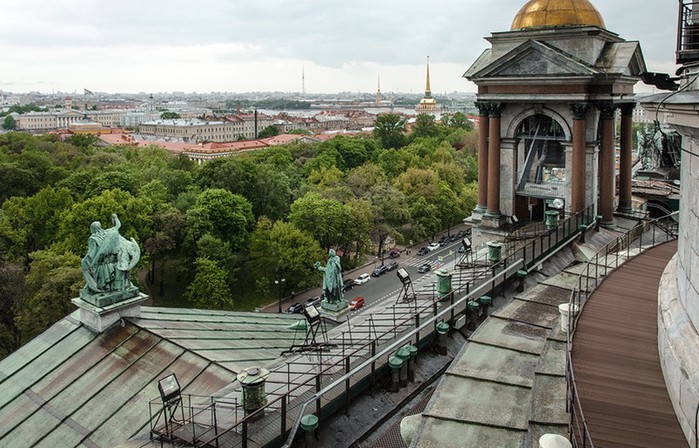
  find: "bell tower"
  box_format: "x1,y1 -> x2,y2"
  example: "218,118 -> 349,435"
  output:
465,0 -> 645,230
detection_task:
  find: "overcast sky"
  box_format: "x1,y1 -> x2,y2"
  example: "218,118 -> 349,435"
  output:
0,0 -> 678,94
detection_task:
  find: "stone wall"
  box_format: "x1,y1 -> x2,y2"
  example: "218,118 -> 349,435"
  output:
658,123 -> 699,446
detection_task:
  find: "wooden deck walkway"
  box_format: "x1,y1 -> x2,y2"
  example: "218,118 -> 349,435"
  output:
571,241 -> 687,447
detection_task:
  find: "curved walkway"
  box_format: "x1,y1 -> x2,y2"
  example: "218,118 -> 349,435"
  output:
571,241 -> 686,447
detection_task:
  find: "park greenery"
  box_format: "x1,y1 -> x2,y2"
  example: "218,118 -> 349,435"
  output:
0,112 -> 478,358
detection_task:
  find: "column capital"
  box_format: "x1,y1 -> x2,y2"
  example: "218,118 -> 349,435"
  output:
595,102 -> 616,120
570,102 -> 590,120
475,102 -> 489,116
619,103 -> 635,116
487,102 -> 503,118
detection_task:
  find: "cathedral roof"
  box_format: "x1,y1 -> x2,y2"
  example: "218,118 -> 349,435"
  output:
511,0 -> 605,31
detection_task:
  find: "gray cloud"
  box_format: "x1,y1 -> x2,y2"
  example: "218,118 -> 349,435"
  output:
0,0 -> 679,92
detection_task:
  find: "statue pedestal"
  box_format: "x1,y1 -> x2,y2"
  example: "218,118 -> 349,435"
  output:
320,299 -> 349,322
79,286 -> 140,308
72,292 -> 148,333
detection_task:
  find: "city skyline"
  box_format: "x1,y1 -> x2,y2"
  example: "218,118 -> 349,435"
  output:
0,0 -> 678,94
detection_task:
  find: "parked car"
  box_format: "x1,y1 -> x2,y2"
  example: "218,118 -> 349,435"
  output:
417,247 -> 429,256
287,303 -> 304,314
372,264 -> 389,277
349,296 -> 365,310
306,296 -> 322,307
386,261 -> 399,271
417,263 -> 431,274
449,234 -> 460,243
355,273 -> 370,284
428,242 -> 440,251
438,236 -> 449,246
343,278 -> 356,292
388,248 -> 401,258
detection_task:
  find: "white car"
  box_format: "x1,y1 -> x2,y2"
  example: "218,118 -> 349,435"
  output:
355,273 -> 371,284
427,243 -> 440,251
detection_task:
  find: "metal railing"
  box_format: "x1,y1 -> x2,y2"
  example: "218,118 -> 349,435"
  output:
148,393 -> 240,447
677,1 -> 699,64
565,212 -> 679,448
146,205 -> 597,448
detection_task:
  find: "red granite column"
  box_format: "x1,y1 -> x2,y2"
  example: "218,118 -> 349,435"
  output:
570,103 -> 589,214
598,103 -> 616,225
486,103 -> 502,217
475,103 -> 489,214
618,104 -> 634,212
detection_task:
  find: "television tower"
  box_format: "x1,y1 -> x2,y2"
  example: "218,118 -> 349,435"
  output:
302,65 -> 306,96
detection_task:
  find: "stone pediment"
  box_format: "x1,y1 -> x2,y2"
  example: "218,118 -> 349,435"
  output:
467,40 -> 598,80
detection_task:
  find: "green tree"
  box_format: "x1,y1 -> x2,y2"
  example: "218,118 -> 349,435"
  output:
160,111 -> 181,119
441,112 -> 473,131
67,134 -> 99,149
369,184 -> 409,260
185,188 -> 254,253
409,197 -> 440,241
185,257 -> 234,309
289,192 -> 346,250
0,187 -> 74,260
0,261 -> 25,358
373,113 -> 406,149
411,113 -> 439,139
142,207 -> 185,287
393,167 -> 441,201
258,125 -> 280,138
2,116 -> 16,130
16,249 -> 83,341
57,189 -> 156,255
435,182 -> 462,233
248,218 -> 324,297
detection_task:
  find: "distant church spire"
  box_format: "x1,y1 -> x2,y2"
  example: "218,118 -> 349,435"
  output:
416,56 -> 439,114
424,56 -> 432,99
376,74 -> 382,104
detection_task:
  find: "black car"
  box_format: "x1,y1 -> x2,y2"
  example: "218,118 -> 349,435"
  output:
388,248 -> 401,258
417,263 -> 431,274
287,303 -> 304,314
343,278 -> 356,292
449,234 -> 460,243
417,247 -> 429,256
438,236 -> 449,246
386,261 -> 399,271
372,264 -> 389,277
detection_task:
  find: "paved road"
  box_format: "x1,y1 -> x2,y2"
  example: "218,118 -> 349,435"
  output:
262,226 -> 472,315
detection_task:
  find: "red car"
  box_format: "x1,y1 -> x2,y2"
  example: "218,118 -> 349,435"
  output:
349,297 -> 365,310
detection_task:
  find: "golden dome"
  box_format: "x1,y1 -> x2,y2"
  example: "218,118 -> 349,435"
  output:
511,0 -> 605,31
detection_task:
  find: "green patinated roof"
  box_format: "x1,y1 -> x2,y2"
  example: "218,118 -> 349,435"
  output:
0,306 -> 300,448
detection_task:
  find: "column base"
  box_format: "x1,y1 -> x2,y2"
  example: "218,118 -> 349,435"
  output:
481,212 -> 506,229
617,205 -> 633,214
467,205 -> 487,223
599,219 -> 616,229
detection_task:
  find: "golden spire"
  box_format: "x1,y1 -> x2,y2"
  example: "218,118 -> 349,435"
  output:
425,56 -> 432,98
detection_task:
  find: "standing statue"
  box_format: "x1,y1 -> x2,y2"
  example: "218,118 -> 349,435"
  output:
80,214 -> 141,305
314,249 -> 344,304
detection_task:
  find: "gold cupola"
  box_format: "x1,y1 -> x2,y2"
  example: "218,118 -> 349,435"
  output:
511,0 -> 605,31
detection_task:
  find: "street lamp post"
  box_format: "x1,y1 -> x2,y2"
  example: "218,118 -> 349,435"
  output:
276,277 -> 286,313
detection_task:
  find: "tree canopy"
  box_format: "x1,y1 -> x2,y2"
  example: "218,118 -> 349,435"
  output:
0,113 -> 479,358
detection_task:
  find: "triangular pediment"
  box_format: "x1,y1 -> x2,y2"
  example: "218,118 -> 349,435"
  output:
468,40 -> 598,80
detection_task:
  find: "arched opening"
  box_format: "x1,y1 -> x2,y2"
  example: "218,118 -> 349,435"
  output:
513,114 -> 567,222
